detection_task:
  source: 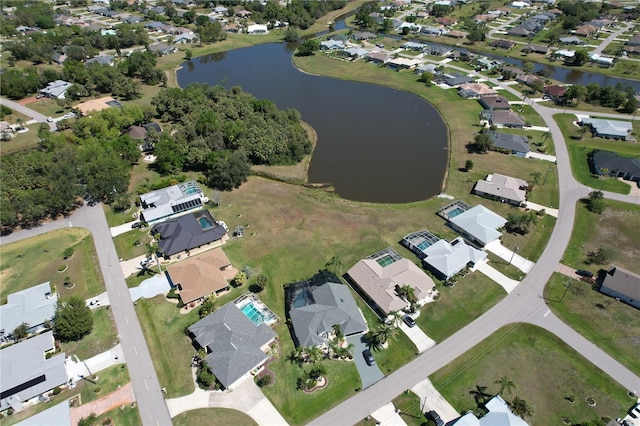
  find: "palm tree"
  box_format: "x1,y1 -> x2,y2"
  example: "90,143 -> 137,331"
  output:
397,285 -> 417,303
495,376 -> 516,396
470,385 -> 491,406
306,345 -> 323,363
364,330 -> 383,351
376,323 -> 398,345
509,396 -> 533,419
387,310 -> 403,327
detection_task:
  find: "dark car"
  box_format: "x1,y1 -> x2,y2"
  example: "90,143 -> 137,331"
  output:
363,349 -> 376,366
575,269 -> 593,278
426,410 -> 444,426
131,222 -> 142,229
403,315 -> 416,328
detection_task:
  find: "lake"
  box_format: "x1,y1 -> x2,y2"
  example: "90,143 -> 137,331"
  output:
178,43 -> 449,203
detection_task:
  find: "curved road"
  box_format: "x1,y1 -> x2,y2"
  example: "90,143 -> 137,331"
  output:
0,205 -> 171,426
311,67 -> 639,424
0,97 -> 57,131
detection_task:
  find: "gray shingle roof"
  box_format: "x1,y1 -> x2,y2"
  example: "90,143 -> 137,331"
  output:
593,150 -> 640,180
0,282 -> 57,335
489,131 -> 530,153
289,282 -> 367,347
152,212 -> 226,257
0,331 -> 67,412
188,302 -> 276,388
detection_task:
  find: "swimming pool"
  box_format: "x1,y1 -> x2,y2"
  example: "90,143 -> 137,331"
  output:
198,216 -> 214,230
448,207 -> 465,218
241,302 -> 266,326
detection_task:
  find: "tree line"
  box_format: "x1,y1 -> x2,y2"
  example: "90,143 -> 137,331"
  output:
241,0 -> 347,30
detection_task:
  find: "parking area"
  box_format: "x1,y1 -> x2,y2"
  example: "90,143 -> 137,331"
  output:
347,334 -> 384,390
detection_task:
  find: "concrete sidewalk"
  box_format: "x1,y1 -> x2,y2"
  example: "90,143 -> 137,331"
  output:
524,201 -> 559,218
475,262 -> 520,294
485,240 -> 534,273
411,379 -> 459,424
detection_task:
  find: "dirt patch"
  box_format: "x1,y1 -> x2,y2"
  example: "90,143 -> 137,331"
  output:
19,96 -> 38,105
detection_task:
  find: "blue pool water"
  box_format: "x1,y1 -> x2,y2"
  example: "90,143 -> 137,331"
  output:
448,207 -> 464,218
240,302 -> 266,326
198,216 -> 214,229
416,241 -> 431,251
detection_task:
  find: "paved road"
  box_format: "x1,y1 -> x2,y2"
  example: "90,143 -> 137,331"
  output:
592,23 -> 633,55
311,63 -> 640,426
0,205 -> 172,426
0,97 -> 57,131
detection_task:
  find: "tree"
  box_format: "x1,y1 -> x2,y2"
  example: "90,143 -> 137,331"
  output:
473,132 -> 492,153
233,271 -> 247,287
623,95 -> 639,114
506,212 -> 537,235
54,296 -> 93,342
196,361 -> 216,388
375,323 -> 398,344
198,296 -> 216,318
573,49 -> 589,66
387,310 -> 403,327
509,396 -> 533,419
78,414 -> 98,426
465,159 -> 474,171
523,62 -> 535,74
256,375 -> 272,387
470,385 -> 491,405
185,49 -> 193,60
585,247 -> 613,265
364,330 -> 384,351
13,322 -> 29,341
205,150 -> 251,191
418,72 -> 434,86
296,39 -> 319,57
325,256 -> 344,276
584,190 -> 605,214
397,284 -> 416,303
564,84 -> 587,106
380,18 -> 394,35
252,274 -> 269,293
495,376 -> 516,395
284,26 -> 299,42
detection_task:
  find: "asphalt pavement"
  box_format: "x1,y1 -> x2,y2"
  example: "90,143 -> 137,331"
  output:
0,97 -> 57,131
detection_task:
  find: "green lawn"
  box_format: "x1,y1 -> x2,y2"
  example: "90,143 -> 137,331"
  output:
104,204 -> 138,227
0,228 -> 104,303
112,229 -> 152,261
61,307 -> 119,360
0,124 -> 41,156
562,201 -> 640,274
419,273 -> 505,342
392,391 -> 429,426
96,405 -> 141,426
431,324 -> 631,425
173,408 -> 257,426
554,114 -> 638,194
545,273 -> 640,375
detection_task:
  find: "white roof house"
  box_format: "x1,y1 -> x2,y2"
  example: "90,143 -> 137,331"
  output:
589,53 -> 614,67
449,205 -> 507,247
581,117 -> 633,140
473,173 -> 528,206
0,331 -> 67,412
453,395 -> 529,425
0,282 -> 57,337
139,181 -> 209,224
320,39 -> 345,50
247,24 -> 268,34
40,80 -> 73,99
422,237 -> 487,280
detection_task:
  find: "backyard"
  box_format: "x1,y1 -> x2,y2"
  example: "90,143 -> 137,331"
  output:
431,324 -> 632,425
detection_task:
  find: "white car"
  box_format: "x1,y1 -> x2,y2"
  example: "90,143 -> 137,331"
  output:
62,112 -> 75,119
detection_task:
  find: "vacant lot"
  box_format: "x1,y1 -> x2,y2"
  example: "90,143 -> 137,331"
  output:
173,408 -> 257,426
431,324 -> 630,425
545,273 -> 640,375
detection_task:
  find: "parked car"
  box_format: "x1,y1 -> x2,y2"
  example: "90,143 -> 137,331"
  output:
46,117 -> 53,122
426,410 -> 444,426
131,222 -> 142,229
575,269 -> 593,278
403,315 -> 416,328
376,43 -> 385,48
363,349 -> 376,366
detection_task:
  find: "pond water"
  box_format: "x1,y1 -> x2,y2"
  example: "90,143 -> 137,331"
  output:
178,43 -> 448,203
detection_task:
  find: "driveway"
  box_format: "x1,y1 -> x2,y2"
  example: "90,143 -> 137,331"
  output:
130,274 -> 170,302
398,317 -> 435,354
524,201 -> 559,218
484,240 -> 534,273
110,219 -> 141,237
347,334 -> 384,390
475,261 -> 520,294
371,403 -> 407,426
65,343 -> 126,382
526,152 -> 557,163
411,379 -> 459,424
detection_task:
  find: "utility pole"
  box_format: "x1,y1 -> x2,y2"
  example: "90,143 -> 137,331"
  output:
543,165 -> 552,185
509,246 -> 520,265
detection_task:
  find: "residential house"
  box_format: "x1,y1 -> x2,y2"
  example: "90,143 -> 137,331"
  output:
402,41 -> 425,51
501,65 -> 525,77
554,49 -> 576,60
287,278 -> 367,348
599,266 -> 640,310
174,33 -> 198,44
423,44 -> 452,57
85,55 -> 114,66
247,24 -> 268,34
626,37 -> 640,47
75,96 -> 120,116
573,23 -> 598,37
122,15 -> 142,24
559,36 -> 585,45
151,211 -> 227,258
580,118 -> 633,140
592,150 -> 640,184
488,131 -> 530,156
531,13 -> 553,23
458,82 -> 497,98
346,248 -> 435,317
416,63 -> 439,75
339,47 -> 369,60
188,302 -> 276,389
490,39 -> 516,49
507,26 -> 532,37
440,73 -> 475,87
144,21 -> 165,31
547,8 -> 564,16
139,180 -> 209,224
367,51 -> 391,64
448,204 -> 507,247
396,22 -> 421,33
473,173 -> 528,206
352,31 -> 377,41
589,53 -> 615,67
510,1 -> 531,9
521,44 -> 549,55
476,57 -> 501,70
453,395 -> 529,425
487,110 -> 527,128
421,26 -> 445,36
422,237 -> 487,280
0,331 -> 67,413
223,23 -> 240,33
386,57 -> 422,70
516,74 -> 544,88
212,6 -> 228,14
544,85 -> 567,103
436,17 -> 457,26
446,30 -> 468,39
51,52 -> 67,65
39,80 -> 72,99
0,121 -> 14,140
166,248 -> 235,305
147,6 -> 165,15
401,230 -> 441,259
149,43 -> 176,56
479,95 -> 511,111
320,39 -> 345,51
0,282 -> 57,339
234,8 -> 251,18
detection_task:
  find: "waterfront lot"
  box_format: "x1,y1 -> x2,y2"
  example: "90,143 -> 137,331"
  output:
431,324 -> 631,425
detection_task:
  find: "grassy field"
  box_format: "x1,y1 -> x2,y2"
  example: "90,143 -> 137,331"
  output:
0,124 -> 41,156
173,408 -> 257,426
545,273 -> 640,375
60,307 -> 119,360
112,229 -> 153,261
96,405 -> 141,426
554,114 -> 638,194
431,324 -> 631,425
392,391 -> 430,426
0,228 -> 104,303
103,204 -> 138,228
562,201 -> 640,274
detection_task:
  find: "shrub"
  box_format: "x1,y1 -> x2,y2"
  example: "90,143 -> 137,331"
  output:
63,247 -> 74,259
52,386 -> 62,395
256,375 -> 272,388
